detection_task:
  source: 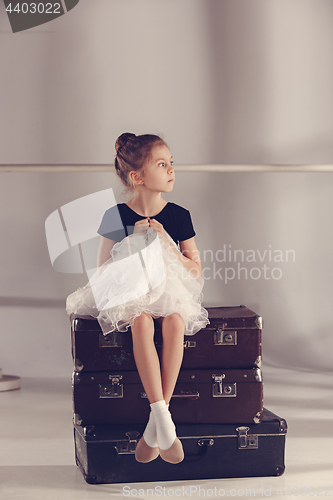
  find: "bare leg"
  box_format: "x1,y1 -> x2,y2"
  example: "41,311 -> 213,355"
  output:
158,313 -> 185,404
152,313 -> 185,463
132,312 -> 161,463
131,312 -> 163,403
133,312 -> 185,464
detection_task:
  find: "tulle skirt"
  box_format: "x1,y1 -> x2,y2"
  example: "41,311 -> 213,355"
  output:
66,227 -> 209,335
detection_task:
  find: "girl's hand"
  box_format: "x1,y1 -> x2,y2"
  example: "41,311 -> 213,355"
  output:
148,219 -> 169,245
133,218 -> 150,234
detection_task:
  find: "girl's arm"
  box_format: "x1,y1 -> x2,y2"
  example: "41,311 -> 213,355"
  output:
97,236 -> 116,270
177,237 -> 202,279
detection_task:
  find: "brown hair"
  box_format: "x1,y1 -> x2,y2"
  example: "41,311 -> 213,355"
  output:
114,133 -> 166,188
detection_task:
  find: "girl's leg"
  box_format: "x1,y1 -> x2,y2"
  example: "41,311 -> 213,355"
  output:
149,313 -> 185,464
133,312 -> 185,464
131,311 -> 164,403
159,313 -> 185,404
132,312 -> 162,463
131,312 -> 185,404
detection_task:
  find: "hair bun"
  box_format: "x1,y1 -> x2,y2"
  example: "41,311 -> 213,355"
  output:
115,133 -> 136,154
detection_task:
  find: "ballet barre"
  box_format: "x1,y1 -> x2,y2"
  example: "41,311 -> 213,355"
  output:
1,164 -> 333,173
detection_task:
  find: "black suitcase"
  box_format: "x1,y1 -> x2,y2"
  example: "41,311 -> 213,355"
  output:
73,367 -> 263,426
70,306 -> 262,372
74,407 -> 286,484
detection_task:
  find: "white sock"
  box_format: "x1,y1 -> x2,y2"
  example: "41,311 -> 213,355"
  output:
143,404 -> 171,448
150,400 -> 176,450
143,411 -> 158,448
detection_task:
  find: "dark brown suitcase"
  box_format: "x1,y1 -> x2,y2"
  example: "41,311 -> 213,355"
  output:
70,314 -> 139,372
70,305 -> 262,372
182,305 -> 262,369
74,407 -> 286,484
73,367 -> 263,427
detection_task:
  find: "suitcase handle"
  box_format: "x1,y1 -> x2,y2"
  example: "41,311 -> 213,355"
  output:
183,438 -> 214,461
141,390 -> 199,400
172,391 -> 200,400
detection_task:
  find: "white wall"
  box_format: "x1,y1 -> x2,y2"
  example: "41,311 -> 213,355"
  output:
1,0 -> 332,377
0,0 -> 215,165
205,0 -> 333,164
2,0 -> 333,165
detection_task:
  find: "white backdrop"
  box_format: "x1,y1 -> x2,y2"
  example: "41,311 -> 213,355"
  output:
0,0 -> 333,377
2,0 -> 333,165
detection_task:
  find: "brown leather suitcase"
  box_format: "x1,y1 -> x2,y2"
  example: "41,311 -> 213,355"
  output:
71,314 -> 138,372
182,305 -> 262,369
73,367 -> 263,427
70,305 -> 262,372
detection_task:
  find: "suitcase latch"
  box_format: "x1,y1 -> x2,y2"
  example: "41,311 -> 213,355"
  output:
99,376 -> 123,398
115,431 -> 140,454
236,426 -> 258,449
212,374 -> 237,397
99,331 -> 123,348
184,340 -> 196,349
214,328 -> 237,345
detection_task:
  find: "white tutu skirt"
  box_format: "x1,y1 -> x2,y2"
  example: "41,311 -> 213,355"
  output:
66,227 -> 209,336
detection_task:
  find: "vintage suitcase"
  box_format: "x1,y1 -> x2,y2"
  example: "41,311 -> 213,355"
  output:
74,407 -> 286,484
73,367 -> 263,426
70,306 -> 262,372
182,306 -> 262,369
71,314 -> 139,372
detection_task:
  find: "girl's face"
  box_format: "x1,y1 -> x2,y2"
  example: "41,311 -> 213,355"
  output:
140,144 -> 175,193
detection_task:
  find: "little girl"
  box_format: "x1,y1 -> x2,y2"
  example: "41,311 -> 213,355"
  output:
66,133 -> 209,465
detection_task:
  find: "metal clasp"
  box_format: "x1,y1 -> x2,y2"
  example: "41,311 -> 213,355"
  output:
99,375 -> 123,398
115,431 -> 140,454
212,374 -> 237,397
255,316 -> 263,329
184,341 -> 196,349
236,426 -> 258,449
99,331 -> 123,348
253,368 -> 262,382
254,356 -> 262,368
214,328 -> 237,345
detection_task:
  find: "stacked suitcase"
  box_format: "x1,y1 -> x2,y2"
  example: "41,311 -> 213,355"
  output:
71,305 -> 287,484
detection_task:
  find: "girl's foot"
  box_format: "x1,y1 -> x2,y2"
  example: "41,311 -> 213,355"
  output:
135,411 -> 159,463
135,437 -> 159,463
150,400 -> 184,464
159,437 -> 184,464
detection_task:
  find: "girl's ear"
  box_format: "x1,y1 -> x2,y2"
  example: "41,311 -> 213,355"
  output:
129,170 -> 143,186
